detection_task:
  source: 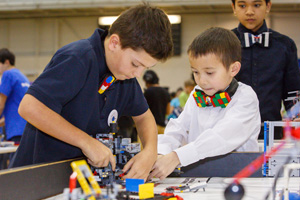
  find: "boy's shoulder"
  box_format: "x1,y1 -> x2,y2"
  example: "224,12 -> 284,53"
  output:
234,82 -> 258,102
55,29 -> 104,59
270,28 -> 297,48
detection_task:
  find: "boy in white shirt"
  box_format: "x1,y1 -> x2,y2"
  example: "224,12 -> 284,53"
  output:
148,27 -> 261,180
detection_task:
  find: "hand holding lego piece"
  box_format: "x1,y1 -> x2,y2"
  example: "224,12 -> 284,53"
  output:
81,136 -> 116,170
148,152 -> 180,180
122,148 -> 157,181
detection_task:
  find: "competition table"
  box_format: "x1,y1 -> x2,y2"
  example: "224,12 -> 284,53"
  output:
46,177 -> 300,200
0,141 -> 18,154
0,153 -> 299,200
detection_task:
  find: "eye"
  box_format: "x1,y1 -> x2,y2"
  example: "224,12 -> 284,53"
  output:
254,4 -> 261,8
238,4 -> 246,8
192,71 -> 199,75
132,62 -> 138,68
207,72 -> 214,75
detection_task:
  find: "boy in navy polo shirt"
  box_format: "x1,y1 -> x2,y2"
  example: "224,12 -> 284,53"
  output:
9,4 -> 173,181
231,0 -> 300,139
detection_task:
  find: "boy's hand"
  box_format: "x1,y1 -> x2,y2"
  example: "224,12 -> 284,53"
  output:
293,117 -> 300,122
122,149 -> 157,181
148,152 -> 180,180
81,136 -> 116,170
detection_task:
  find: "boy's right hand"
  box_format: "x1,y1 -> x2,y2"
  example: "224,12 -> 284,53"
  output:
81,136 -> 116,170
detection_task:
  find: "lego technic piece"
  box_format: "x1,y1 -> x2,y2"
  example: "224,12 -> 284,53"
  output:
281,163 -> 300,200
93,122 -> 141,186
284,90 -> 300,120
69,160 -> 102,200
165,180 -> 207,193
263,121 -> 300,177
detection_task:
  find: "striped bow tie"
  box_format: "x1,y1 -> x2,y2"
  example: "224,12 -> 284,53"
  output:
243,32 -> 270,48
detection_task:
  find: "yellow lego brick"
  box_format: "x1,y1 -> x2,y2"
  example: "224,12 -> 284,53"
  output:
139,183 -> 154,199
220,92 -> 225,98
168,198 -> 177,200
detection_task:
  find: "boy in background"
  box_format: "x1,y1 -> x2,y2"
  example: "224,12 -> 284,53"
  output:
0,48 -> 30,144
231,0 -> 300,139
9,3 -> 173,181
143,70 -> 171,134
148,27 -> 260,180
178,79 -> 196,108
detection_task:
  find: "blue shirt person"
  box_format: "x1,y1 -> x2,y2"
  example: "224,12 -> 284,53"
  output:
0,48 -> 30,143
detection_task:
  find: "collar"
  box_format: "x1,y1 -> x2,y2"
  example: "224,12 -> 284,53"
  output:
193,79 -> 238,108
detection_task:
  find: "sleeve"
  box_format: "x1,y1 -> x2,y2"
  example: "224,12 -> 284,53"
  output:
27,54 -> 90,114
157,90 -> 195,155
175,87 -> 260,166
0,72 -> 13,97
283,38 -> 300,110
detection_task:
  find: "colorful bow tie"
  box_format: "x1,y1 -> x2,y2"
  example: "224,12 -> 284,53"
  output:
243,32 -> 270,48
98,75 -> 116,94
193,78 -> 239,108
193,90 -> 231,108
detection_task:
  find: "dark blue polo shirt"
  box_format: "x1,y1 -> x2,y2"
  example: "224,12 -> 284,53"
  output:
10,29 -> 149,167
232,21 -> 300,138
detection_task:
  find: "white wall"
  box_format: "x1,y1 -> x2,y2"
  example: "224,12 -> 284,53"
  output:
0,12 -> 299,92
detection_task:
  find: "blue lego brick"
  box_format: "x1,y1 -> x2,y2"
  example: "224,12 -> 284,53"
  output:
126,178 -> 144,192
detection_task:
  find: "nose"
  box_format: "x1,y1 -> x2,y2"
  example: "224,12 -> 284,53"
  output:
198,75 -> 207,87
246,6 -> 254,15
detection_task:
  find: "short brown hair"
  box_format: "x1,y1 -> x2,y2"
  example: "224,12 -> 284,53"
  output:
0,48 -> 15,65
108,3 -> 173,62
187,27 -> 241,70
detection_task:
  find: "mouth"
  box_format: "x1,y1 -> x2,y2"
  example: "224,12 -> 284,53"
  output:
246,19 -> 255,22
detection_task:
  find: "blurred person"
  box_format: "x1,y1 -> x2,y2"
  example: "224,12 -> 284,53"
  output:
143,70 -> 171,134
178,79 -> 196,108
0,48 -> 30,145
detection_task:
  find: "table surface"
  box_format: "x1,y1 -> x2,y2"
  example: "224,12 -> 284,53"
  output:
46,177 -> 300,200
0,146 -> 18,154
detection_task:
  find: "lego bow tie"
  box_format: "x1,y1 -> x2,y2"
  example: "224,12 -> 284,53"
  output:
193,79 -> 238,108
98,75 -> 116,94
243,32 -> 270,48
193,90 -> 231,108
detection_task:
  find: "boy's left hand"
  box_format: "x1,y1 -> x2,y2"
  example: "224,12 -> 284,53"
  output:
148,152 -> 180,180
122,149 -> 157,181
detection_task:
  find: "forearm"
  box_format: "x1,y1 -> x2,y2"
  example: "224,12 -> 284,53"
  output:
0,116 -> 4,127
19,94 -> 91,149
0,93 -> 7,117
133,109 -> 157,153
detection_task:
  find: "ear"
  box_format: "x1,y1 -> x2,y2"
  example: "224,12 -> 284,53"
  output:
4,59 -> 10,66
231,3 -> 236,15
230,61 -> 241,77
266,1 -> 272,13
107,34 -> 121,51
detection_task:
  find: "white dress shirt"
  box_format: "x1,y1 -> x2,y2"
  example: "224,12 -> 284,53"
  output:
158,82 -> 261,166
